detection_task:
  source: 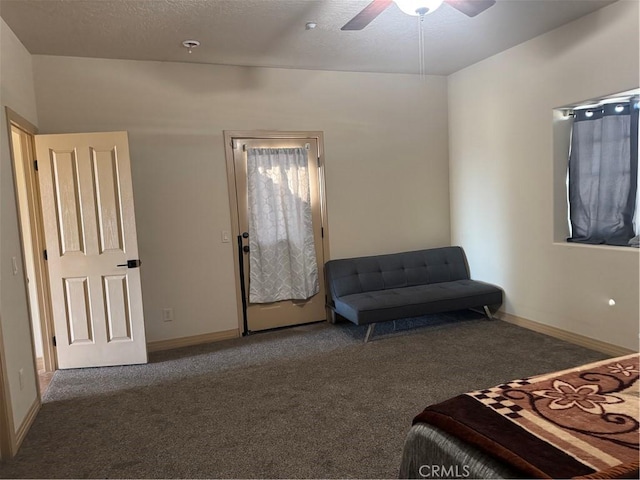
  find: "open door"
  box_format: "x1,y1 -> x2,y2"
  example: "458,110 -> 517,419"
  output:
34,131 -> 147,369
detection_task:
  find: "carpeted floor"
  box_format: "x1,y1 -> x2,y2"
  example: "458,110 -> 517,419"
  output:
0,312 -> 608,479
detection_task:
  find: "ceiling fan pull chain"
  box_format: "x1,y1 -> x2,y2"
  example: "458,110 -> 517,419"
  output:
417,15 -> 421,76
418,14 -> 426,77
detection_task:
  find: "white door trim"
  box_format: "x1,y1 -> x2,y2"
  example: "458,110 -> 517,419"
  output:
2,107 -> 49,458
6,108 -> 56,375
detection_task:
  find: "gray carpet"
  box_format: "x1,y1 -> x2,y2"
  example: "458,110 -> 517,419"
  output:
0,312 -> 607,479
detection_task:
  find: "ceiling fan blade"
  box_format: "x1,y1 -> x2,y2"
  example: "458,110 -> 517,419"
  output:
445,0 -> 496,17
341,0 -> 393,31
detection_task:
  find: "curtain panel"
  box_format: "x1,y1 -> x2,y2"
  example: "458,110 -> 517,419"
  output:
247,147 -> 319,303
568,99 -> 639,246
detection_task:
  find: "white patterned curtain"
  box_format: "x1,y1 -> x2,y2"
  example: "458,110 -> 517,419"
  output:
247,147 -> 319,303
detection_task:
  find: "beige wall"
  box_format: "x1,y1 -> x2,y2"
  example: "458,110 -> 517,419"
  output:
448,0 -> 640,350
31,56 -> 451,342
0,18 -> 39,435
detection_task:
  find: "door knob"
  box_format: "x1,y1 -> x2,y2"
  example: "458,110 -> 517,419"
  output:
242,246 -> 250,253
242,232 -> 249,238
117,259 -> 142,268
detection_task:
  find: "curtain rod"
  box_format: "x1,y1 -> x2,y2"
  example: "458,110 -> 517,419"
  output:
562,95 -> 639,117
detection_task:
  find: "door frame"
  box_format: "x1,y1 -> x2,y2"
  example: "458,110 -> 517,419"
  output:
5,108 -> 57,375
1,108 -> 55,458
223,130 -> 331,334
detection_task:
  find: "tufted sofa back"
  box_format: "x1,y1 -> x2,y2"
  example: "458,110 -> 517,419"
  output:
325,246 -> 470,300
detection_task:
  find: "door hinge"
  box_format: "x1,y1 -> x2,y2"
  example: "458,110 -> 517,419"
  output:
321,227 -> 324,238
43,249 -> 48,260
33,160 -> 38,171
52,336 -> 56,347
317,156 -> 321,167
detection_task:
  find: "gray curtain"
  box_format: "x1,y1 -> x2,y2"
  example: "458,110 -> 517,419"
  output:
568,99 -> 639,245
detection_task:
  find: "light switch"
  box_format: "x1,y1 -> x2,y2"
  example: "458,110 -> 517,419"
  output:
162,308 -> 174,322
11,257 -> 18,276
221,230 -> 231,243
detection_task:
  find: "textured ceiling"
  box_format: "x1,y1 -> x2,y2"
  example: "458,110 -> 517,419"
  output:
0,0 -> 617,75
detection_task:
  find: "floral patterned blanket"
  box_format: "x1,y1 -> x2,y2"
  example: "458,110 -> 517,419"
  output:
413,353 -> 640,479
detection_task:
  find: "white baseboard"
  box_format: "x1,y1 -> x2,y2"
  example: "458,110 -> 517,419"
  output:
13,396 -> 40,456
496,311 -> 636,357
147,329 -> 239,353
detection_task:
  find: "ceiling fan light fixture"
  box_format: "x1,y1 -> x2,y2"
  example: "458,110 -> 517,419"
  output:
394,0 -> 444,16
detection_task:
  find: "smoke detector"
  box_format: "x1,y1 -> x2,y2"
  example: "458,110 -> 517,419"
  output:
182,40 -> 200,54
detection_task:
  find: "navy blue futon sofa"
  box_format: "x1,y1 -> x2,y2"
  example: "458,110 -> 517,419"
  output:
325,246 -> 503,341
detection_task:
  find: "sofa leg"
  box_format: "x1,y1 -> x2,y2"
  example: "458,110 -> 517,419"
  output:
483,305 -> 493,320
364,323 -> 376,343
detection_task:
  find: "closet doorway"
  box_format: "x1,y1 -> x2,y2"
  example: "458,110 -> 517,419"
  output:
224,131 -> 330,334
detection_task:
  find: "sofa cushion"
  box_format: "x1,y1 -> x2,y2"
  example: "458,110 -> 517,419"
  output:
333,280 -> 503,325
326,247 -> 470,299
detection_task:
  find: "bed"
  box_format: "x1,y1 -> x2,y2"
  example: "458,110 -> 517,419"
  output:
400,353 -> 640,479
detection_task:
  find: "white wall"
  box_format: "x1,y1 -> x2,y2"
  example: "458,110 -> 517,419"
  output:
449,0 -> 640,350
32,57 -> 450,342
0,18 -> 39,434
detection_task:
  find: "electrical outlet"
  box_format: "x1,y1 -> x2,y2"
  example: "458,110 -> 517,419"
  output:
162,308 -> 174,322
18,368 -> 24,390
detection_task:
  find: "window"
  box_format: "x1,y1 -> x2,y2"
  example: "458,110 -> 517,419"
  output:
566,95 -> 639,247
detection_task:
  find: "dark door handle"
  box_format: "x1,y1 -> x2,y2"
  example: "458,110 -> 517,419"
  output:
117,259 -> 142,268
242,246 -> 250,253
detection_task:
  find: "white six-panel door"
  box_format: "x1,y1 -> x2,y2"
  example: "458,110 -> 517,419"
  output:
35,131 -> 147,369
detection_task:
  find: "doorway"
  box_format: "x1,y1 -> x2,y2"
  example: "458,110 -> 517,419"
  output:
7,112 -> 149,371
224,131 -> 330,334
6,108 -> 55,396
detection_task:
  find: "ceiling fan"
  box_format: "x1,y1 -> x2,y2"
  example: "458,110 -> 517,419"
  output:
341,0 -> 496,30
